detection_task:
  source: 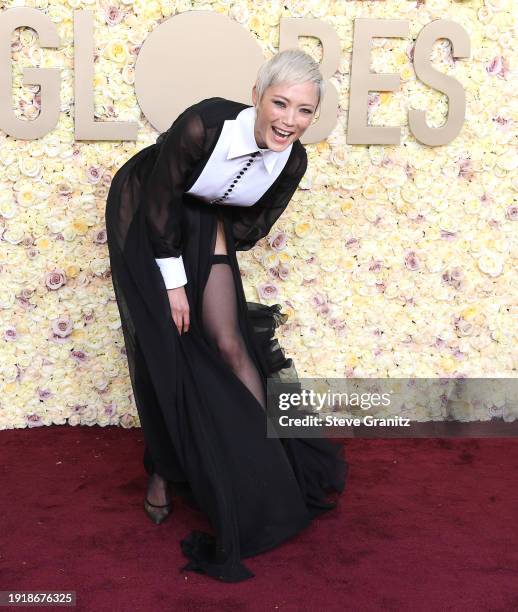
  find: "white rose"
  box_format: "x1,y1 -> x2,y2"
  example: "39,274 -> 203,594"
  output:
90,258 -> 110,277
477,251 -> 504,277
0,195 -> 17,219
3,224 -> 25,244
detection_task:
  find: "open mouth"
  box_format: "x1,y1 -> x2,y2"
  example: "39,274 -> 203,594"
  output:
272,126 -> 293,141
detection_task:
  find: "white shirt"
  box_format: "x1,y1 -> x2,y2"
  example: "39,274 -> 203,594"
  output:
155,106 -> 293,289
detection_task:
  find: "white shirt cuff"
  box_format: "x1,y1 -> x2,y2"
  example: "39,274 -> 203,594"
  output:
155,255 -> 187,289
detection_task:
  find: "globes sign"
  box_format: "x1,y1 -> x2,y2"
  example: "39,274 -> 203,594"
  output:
0,8 -> 470,145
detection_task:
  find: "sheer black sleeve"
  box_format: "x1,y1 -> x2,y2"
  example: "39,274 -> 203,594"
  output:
229,144 -> 308,252
143,107 -> 206,258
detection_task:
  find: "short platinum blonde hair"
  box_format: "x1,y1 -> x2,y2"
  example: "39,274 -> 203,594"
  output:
255,49 -> 324,111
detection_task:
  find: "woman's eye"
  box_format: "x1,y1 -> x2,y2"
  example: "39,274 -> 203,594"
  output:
274,101 -> 312,114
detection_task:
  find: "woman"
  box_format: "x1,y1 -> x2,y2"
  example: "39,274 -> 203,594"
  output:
105,49 -> 347,582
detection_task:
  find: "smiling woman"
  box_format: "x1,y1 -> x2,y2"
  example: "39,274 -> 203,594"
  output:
105,48 -> 347,583
252,50 -> 323,150
253,80 -> 319,147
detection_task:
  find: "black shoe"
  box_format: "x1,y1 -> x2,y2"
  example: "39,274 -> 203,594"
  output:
144,479 -> 172,525
144,496 -> 172,525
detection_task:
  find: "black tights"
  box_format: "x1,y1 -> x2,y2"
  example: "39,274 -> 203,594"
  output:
201,254 -> 266,410
146,254 -> 266,505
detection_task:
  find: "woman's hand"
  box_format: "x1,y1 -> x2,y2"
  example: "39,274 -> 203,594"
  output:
167,286 -> 190,335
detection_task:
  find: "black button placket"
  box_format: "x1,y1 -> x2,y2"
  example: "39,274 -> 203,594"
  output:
210,151 -> 260,205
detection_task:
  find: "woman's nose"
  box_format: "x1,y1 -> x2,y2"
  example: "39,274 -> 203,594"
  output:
281,110 -> 296,128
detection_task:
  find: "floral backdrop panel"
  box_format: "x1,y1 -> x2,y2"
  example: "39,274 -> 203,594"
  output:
0,0 -> 516,429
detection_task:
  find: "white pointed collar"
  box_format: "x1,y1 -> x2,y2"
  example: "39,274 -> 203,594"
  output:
226,106 -> 292,175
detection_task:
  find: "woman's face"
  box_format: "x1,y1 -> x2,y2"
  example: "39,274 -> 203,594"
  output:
252,80 -> 319,151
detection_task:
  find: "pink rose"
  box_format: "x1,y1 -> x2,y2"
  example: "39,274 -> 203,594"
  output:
406,42 -> 415,63
104,402 -> 116,417
16,297 -> 32,311
329,318 -> 346,330
38,388 -> 52,401
404,251 -> 420,271
267,267 -> 279,279
120,413 -> 134,428
486,56 -> 509,79
268,230 -> 287,251
45,269 -> 66,290
319,303 -> 330,316
278,263 -> 289,281
83,310 -> 95,324
256,282 -> 279,300
52,316 -> 73,339
458,158 -> 474,180
27,414 -> 43,428
442,268 -> 464,290
86,166 -> 103,184
493,115 -> 512,131
93,228 -> 107,244
103,6 -> 125,26
367,92 -> 380,109
487,56 -> 503,75
345,237 -> 359,249
71,349 -> 87,364
20,287 -> 34,300
311,293 -> 326,308
506,205 -> 518,221
4,326 -> 17,341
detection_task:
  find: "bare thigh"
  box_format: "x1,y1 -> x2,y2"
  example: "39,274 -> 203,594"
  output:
214,217 -> 227,255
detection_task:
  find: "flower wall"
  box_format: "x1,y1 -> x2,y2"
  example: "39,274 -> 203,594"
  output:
0,0 -> 516,429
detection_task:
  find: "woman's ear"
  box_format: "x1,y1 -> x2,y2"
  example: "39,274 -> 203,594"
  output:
252,84 -> 257,107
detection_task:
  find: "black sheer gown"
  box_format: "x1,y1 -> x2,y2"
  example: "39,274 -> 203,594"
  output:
105,97 -> 347,582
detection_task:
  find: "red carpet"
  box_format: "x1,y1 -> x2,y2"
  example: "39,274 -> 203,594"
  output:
1,425 -> 517,611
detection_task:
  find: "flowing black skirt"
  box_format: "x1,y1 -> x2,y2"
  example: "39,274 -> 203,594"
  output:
105,144 -> 347,582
